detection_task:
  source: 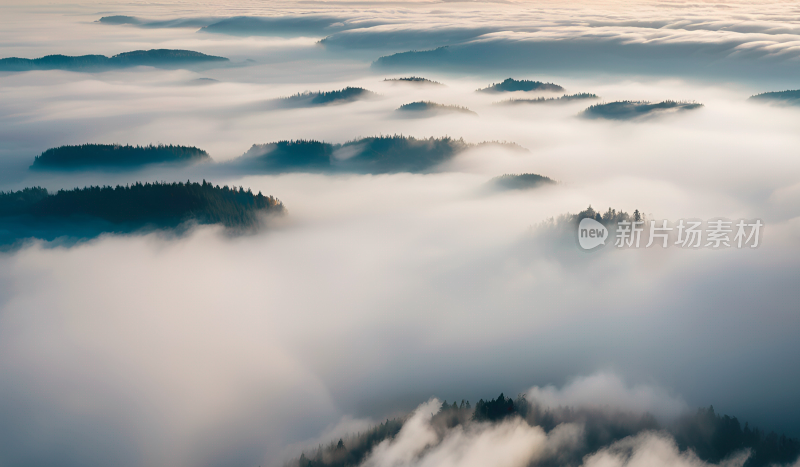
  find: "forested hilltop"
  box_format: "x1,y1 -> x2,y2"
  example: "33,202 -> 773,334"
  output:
273,87 -> 377,108
488,173 -> 555,190
478,78 -> 564,93
233,135 -> 519,174
0,49 -> 228,72
396,101 -> 476,116
384,77 -> 442,85
31,144 -> 211,170
289,394 -> 800,467
0,181 -> 283,246
749,90 -> 800,105
582,100 -> 703,120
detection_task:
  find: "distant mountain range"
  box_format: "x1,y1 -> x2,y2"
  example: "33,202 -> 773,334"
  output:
0,49 -> 229,72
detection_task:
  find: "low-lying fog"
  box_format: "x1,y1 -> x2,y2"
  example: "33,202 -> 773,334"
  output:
2,1 -> 800,466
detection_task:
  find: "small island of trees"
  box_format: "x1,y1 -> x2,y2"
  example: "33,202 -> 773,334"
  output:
275,87 -> 377,107
235,135 -> 474,174
478,78 -> 564,93
31,143 -> 211,170
488,173 -> 555,191
0,180 -> 283,246
384,77 -> 442,85
396,101 -> 476,116
749,90 -> 800,105
582,100 -> 703,120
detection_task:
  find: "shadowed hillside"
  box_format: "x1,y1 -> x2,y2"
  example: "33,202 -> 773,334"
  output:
0,49 -> 228,72
488,173 -> 555,190
31,144 -> 210,170
233,135 -> 480,173
273,87 -> 377,108
0,181 -> 283,246
749,90 -> 800,105
396,101 -> 476,116
582,100 -> 703,120
478,78 -> 564,93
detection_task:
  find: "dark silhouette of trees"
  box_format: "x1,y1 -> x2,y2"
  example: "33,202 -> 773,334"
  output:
277,87 -> 377,107
582,100 -> 703,120
384,77 -> 442,85
477,78 -> 564,93
473,393 -> 517,422
236,135 -> 471,174
749,90 -> 800,105
286,394 -> 799,467
396,101 -> 476,115
293,419 -> 403,467
0,180 -> 283,245
240,140 -> 334,171
673,406 -> 800,466
488,173 -> 555,191
31,144 -> 210,169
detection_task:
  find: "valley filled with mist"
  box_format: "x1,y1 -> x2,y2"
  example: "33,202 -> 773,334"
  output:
1,1 -> 799,467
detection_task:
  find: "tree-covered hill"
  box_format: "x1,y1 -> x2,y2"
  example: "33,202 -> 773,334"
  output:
234,135 -> 478,173
582,100 -> 703,120
384,77 -> 442,85
396,101 -> 476,116
275,87 -> 377,108
749,90 -> 800,105
488,173 -> 555,190
0,49 -> 228,72
0,181 -> 283,246
287,394 -> 800,467
31,144 -> 211,170
496,93 -> 599,105
478,78 -> 564,93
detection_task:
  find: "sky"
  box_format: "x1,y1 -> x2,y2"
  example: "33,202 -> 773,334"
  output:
0,1 -> 799,466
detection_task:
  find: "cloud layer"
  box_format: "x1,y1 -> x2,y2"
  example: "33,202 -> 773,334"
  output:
1,1 -> 800,466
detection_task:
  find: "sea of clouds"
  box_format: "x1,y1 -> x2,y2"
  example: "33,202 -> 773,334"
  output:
1,1 -> 800,466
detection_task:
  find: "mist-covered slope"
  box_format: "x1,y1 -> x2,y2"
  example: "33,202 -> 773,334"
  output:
582,101 -> 703,120
0,49 -> 229,72
289,395 -> 800,467
749,90 -> 800,106
31,144 -> 211,170
231,136 -> 511,174
0,181 -> 283,246
477,78 -> 564,93
272,87 -> 378,108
